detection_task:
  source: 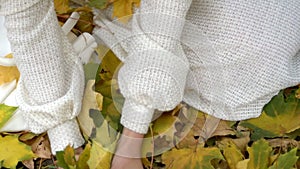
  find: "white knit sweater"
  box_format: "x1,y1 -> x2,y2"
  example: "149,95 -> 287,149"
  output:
0,0 -> 85,153
94,0 -> 300,134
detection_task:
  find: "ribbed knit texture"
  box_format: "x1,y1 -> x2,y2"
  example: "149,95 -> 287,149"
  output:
1,0 -> 85,153
94,0 -> 300,134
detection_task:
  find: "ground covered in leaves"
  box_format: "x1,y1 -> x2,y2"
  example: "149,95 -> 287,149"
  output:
0,0 -> 300,168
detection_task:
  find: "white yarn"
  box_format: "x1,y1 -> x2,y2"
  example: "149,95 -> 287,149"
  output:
93,0 -> 300,134
0,0 -> 85,153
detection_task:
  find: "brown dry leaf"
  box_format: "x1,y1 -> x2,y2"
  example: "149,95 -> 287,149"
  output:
22,159 -> 34,169
112,0 -> 140,23
31,135 -> 52,159
0,54 -> 20,85
192,112 -> 235,141
267,138 -> 299,152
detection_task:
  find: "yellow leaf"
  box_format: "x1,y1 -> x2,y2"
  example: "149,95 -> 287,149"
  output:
0,135 -> 35,168
162,146 -> 224,169
54,0 -> 71,14
87,141 -> 113,169
0,54 -> 20,85
64,145 -> 76,168
236,159 -> 249,169
220,141 -> 244,169
152,113 -> 177,134
112,0 -> 140,23
240,90 -> 300,140
0,104 -> 17,129
77,143 -> 91,169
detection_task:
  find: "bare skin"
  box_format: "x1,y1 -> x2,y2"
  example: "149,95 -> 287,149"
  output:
111,127 -> 144,169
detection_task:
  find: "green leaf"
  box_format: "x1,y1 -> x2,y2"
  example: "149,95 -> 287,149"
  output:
0,104 -> 18,129
56,151 -> 70,169
95,120 -> 118,147
0,135 -> 35,168
162,146 -> 224,169
89,109 -> 104,128
95,79 -> 114,98
268,148 -> 298,169
240,91 -> 300,140
88,0 -> 109,9
84,63 -> 100,82
247,139 -> 272,169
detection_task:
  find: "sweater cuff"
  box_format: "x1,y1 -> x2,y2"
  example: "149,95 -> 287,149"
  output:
47,119 -> 85,154
120,99 -> 154,134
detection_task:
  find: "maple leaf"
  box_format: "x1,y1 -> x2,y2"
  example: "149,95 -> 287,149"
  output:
0,135 -> 35,168
162,146 -> 224,169
247,139 -> 272,169
240,90 -> 300,140
217,140 -> 244,169
112,0 -> 141,23
269,148 -> 298,169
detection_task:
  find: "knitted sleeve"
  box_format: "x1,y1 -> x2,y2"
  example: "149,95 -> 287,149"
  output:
94,0 -> 192,134
0,0 -> 85,153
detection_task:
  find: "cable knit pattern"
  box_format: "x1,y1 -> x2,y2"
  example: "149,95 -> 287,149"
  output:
94,0 -> 300,134
1,0 -> 85,153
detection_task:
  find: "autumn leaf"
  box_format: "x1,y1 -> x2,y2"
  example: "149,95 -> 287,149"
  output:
0,135 -> 35,168
162,146 -> 224,169
0,104 -> 18,129
152,113 -> 177,135
0,54 -> 20,85
31,135 -> 52,159
97,50 -> 122,81
54,0 -> 71,14
247,139 -> 272,169
74,9 -> 94,34
89,0 -> 110,9
95,119 -> 118,148
78,80 -> 103,138
87,141 -> 113,169
268,148 -> 298,169
112,0 -> 141,23
240,90 -> 300,140
218,140 -> 244,169
77,143 -> 91,169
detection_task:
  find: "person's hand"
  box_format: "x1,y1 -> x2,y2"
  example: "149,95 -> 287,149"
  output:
111,127 -> 144,169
